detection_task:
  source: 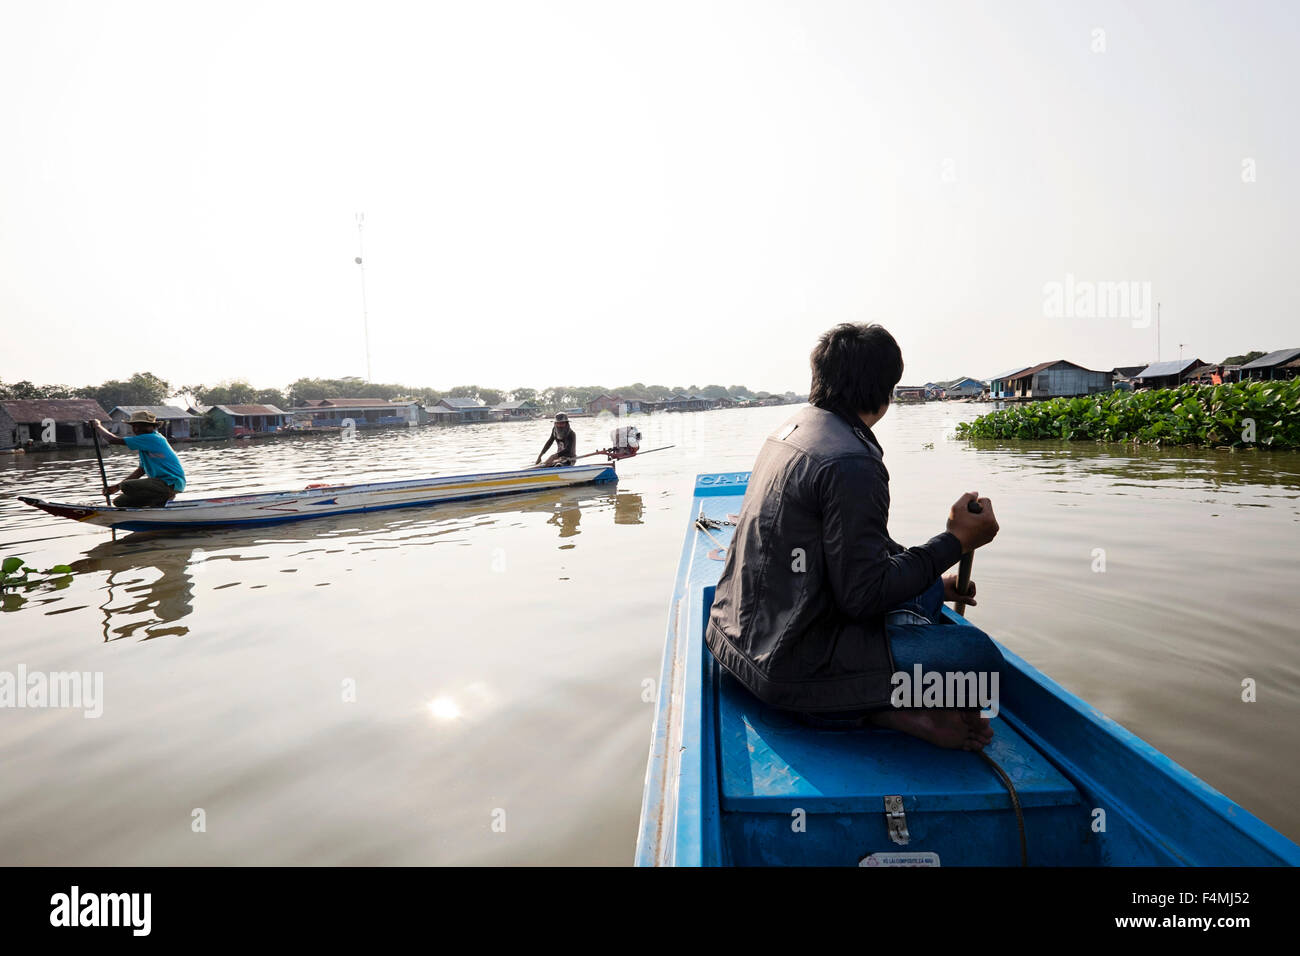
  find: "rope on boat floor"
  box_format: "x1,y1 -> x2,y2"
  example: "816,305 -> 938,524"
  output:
695,508 -> 732,558
694,520 -> 729,552
979,750 -> 1028,866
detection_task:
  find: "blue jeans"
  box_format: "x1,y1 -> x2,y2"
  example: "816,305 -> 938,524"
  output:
799,576 -> 1004,725
885,575 -> 946,627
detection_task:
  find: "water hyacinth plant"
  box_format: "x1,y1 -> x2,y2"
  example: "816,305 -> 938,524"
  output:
955,379 -> 1300,448
0,556 -> 74,590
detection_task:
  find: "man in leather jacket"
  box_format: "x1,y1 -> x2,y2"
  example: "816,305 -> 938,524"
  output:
705,323 -> 1003,751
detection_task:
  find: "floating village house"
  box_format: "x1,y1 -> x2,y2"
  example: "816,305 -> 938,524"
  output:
1238,348 -> 1300,381
987,367 -> 1031,400
1133,359 -> 1206,390
0,399 -> 112,449
197,404 -> 289,438
892,385 -> 927,403
1185,364 -> 1237,385
1110,365 -> 1147,390
110,405 -> 201,440
292,398 -> 424,428
492,399 -> 542,421
427,397 -> 493,425
670,394 -> 714,412
642,395 -> 695,412
1001,361 -> 1112,399
939,377 -> 986,399
584,394 -> 644,416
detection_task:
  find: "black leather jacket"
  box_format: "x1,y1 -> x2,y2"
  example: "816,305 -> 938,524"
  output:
705,404 -> 964,712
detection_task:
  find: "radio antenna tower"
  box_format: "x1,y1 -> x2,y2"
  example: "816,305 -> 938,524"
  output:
355,212 -> 371,382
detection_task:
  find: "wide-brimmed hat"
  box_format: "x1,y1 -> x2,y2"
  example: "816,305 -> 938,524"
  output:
127,410 -> 158,424
553,413 -> 569,423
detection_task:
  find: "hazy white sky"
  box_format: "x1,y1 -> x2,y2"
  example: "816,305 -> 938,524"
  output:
2,0 -> 1296,394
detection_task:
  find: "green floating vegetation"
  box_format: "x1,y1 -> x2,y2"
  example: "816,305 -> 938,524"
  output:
954,379 -> 1300,449
0,556 -> 74,590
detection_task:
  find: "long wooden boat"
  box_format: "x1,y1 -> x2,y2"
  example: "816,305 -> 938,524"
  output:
18,464 -> 617,532
635,472 -> 1300,866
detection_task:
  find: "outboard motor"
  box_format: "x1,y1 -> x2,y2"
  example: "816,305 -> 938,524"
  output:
607,425 -> 642,460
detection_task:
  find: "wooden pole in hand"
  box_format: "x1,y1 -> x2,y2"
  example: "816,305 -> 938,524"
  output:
90,424 -> 112,508
954,497 -> 982,617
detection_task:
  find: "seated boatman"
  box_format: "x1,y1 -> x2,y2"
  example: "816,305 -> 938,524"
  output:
87,411 -> 186,507
535,412 -> 577,467
706,323 -> 1003,751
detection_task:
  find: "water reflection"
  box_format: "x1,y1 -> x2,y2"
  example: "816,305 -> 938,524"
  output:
966,439 -> 1300,499
614,492 -> 644,525
72,541 -> 196,641
34,485 -> 644,641
548,504 -> 581,539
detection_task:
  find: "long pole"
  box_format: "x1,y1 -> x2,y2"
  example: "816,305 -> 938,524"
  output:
89,426 -> 118,540
571,444 -> 675,461
954,497 -> 983,617
356,212 -> 371,382
90,427 -> 112,508
1156,301 -> 1161,363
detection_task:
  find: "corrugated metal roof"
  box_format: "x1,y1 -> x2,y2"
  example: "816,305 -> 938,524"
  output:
439,397 -> 483,409
213,404 -> 287,416
297,397 -> 409,407
0,399 -> 111,421
1135,358 -> 1202,378
989,366 -> 1032,381
290,399 -> 413,412
110,405 -> 197,419
1012,360 -> 1066,378
1240,348 -> 1300,369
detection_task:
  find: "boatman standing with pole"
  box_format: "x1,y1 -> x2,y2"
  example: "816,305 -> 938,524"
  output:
86,411 -> 187,507
535,412 -> 577,467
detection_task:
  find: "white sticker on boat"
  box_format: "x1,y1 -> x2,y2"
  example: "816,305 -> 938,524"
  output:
859,852 -> 940,867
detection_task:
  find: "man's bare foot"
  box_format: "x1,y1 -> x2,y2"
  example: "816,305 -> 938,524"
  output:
868,709 -> 993,751
960,710 -> 994,747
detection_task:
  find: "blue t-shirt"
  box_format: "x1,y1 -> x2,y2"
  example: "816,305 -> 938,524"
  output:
123,432 -> 186,491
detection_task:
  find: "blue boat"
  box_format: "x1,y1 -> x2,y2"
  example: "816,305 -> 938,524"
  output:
634,472 -> 1300,866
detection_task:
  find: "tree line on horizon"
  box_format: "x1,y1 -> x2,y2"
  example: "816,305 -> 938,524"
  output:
0,373 -> 804,412
8,351 -> 1271,411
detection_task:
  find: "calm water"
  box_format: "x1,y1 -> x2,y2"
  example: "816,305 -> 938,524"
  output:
2,404 -> 1298,863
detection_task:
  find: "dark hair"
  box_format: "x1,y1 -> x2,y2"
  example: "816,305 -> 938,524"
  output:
809,323 -> 903,415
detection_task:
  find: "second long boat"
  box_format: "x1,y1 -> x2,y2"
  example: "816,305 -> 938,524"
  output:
19,463 -> 618,532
